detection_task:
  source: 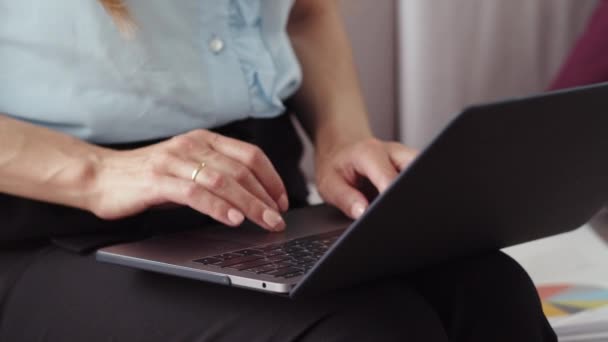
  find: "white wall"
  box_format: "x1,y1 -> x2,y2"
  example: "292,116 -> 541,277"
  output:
398,0 -> 598,149
301,0 -> 597,180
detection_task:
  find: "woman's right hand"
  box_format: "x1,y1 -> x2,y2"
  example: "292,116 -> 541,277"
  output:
88,129 -> 289,231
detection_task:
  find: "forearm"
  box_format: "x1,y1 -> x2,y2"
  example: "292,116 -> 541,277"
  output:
287,0 -> 373,155
0,114 -> 105,210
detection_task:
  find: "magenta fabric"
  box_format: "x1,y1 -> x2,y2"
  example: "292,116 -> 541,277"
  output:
550,0 -> 608,90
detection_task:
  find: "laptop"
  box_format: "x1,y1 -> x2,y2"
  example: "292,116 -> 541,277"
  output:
97,83 -> 608,298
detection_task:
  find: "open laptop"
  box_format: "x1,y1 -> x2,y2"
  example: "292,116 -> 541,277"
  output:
97,83 -> 608,298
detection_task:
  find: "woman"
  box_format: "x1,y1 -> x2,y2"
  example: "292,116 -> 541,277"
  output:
0,1 -> 555,341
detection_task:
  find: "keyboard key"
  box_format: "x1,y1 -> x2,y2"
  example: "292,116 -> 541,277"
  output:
246,265 -> 278,274
266,267 -> 303,277
194,257 -> 222,265
290,252 -> 312,259
284,240 -> 302,247
220,253 -> 242,260
265,250 -> 287,257
193,230 -> 345,271
216,255 -> 264,268
296,259 -> 315,266
272,261 -> 293,269
297,234 -> 326,242
232,249 -> 262,256
257,244 -> 281,251
284,246 -> 305,253
284,271 -> 304,279
226,259 -> 273,271
298,257 -> 319,265
267,255 -> 291,263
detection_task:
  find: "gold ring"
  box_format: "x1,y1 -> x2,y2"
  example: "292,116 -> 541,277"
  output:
191,162 -> 207,182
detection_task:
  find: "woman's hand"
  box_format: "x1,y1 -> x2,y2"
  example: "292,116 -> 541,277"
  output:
287,0 -> 417,219
315,137 -> 418,220
89,129 -> 289,231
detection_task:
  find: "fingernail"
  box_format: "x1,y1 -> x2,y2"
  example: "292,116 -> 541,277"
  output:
278,194 -> 289,212
227,209 -> 245,225
351,202 -> 366,219
263,209 -> 285,231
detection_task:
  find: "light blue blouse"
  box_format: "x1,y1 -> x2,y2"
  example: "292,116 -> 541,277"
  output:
0,0 -> 302,143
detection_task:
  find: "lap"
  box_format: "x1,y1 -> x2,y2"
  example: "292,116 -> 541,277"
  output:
0,244 -> 447,342
0,243 -> 555,342
410,252 -> 556,342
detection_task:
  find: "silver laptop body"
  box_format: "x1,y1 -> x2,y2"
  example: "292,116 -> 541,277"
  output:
97,204 -> 349,294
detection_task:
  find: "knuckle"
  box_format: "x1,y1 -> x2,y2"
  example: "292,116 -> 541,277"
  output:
91,205 -> 114,221
141,172 -> 161,189
150,153 -> 173,173
245,201 -> 263,219
315,177 -> 328,192
362,137 -> 382,151
388,141 -> 403,149
204,171 -> 225,190
243,145 -> 264,166
209,131 -> 221,145
190,128 -> 207,136
367,137 -> 382,145
315,173 -> 334,192
233,166 -> 250,182
191,129 -> 218,145
189,129 -> 209,141
183,183 -> 201,199
169,135 -> 194,151
146,172 -> 162,184
210,200 -> 229,219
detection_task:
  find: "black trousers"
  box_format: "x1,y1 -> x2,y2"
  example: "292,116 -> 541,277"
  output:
0,115 -> 556,341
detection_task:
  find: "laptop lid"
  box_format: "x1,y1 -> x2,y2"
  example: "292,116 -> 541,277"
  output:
291,83 -> 608,298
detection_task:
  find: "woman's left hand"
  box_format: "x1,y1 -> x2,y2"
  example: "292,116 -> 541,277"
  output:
315,138 -> 418,220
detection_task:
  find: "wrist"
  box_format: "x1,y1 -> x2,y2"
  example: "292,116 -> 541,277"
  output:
314,116 -> 373,158
66,145 -> 111,214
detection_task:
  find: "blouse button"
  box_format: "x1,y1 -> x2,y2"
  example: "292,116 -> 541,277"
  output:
209,36 -> 225,54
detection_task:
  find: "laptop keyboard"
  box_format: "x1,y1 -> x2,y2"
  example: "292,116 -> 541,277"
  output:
194,230 -> 342,279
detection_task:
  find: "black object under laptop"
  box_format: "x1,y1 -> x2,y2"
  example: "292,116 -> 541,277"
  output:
97,83 -> 608,298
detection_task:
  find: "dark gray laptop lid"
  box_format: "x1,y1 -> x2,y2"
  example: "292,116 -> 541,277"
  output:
291,83 -> 608,298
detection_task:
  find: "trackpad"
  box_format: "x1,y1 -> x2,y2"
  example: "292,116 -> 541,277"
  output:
128,231 -> 254,261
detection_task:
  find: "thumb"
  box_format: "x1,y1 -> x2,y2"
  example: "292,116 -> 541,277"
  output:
318,173 -> 369,220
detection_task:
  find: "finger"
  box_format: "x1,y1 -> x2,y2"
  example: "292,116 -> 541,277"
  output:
184,149 -> 279,211
318,172 -> 369,220
201,131 -> 289,211
151,176 -> 245,227
160,157 -> 285,231
386,142 -> 418,171
352,148 -> 399,194
194,165 -> 286,232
